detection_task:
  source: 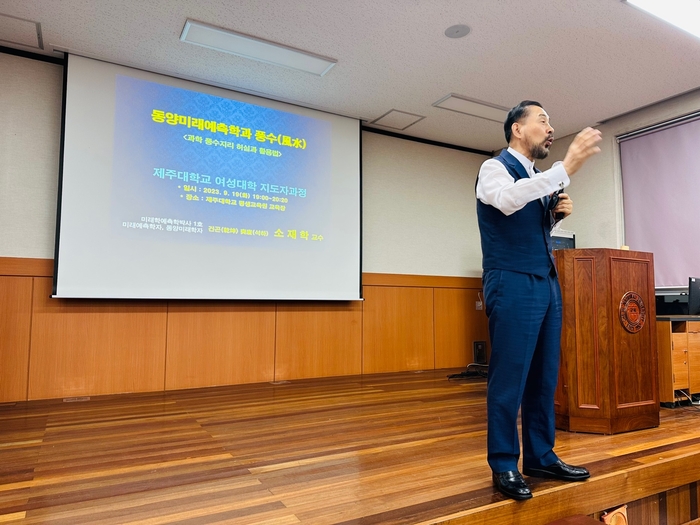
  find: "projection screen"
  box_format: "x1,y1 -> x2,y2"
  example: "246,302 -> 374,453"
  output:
54,55 -> 361,300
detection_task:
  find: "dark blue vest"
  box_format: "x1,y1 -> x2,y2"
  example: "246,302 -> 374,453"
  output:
476,149 -> 555,278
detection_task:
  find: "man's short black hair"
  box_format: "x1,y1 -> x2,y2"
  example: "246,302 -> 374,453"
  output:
504,100 -> 544,144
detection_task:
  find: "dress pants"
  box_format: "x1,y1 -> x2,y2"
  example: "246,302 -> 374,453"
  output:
482,267 -> 562,473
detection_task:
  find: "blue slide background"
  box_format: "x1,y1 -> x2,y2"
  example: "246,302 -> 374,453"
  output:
111,75 -> 332,247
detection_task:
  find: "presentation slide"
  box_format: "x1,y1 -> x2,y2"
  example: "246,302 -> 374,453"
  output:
113,75 -> 330,249
54,55 -> 361,300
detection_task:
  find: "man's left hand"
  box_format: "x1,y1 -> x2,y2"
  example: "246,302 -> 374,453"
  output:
553,192 -> 572,219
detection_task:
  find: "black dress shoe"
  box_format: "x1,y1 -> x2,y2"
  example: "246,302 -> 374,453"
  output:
492,470 -> 532,500
523,459 -> 590,481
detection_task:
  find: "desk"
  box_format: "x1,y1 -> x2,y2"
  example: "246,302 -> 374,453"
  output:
657,315 -> 700,404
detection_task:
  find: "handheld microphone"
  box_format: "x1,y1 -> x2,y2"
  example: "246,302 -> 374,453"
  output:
548,189 -> 565,221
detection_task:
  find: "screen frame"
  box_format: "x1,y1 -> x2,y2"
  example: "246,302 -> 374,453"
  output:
52,53 -> 363,301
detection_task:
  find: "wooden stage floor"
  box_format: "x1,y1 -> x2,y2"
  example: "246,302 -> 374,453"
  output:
2,370 -> 700,524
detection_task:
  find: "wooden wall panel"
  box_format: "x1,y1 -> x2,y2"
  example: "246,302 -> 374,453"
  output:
625,494 -> 660,525
0,257 -> 53,277
28,278 -> 168,400
165,302 -> 275,390
691,482 -> 700,524
625,485 -> 700,525
0,276 -> 33,402
1,259 -> 488,398
668,485 -> 692,525
434,288 -> 489,368
275,301 -> 362,380
362,286 -> 434,373
363,273 -> 482,289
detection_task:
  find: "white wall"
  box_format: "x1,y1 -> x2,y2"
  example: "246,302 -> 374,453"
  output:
362,132 -> 487,277
0,52 -> 62,258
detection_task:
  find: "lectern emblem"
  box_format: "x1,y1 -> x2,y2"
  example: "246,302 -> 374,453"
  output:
619,291 -> 646,333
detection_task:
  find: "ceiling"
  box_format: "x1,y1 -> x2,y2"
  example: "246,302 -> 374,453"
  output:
2,0 -> 700,152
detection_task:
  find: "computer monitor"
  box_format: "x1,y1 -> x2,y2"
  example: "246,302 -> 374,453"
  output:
551,229 -> 575,250
689,277 -> 700,316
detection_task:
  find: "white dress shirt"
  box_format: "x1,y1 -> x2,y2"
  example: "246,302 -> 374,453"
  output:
476,147 -> 570,217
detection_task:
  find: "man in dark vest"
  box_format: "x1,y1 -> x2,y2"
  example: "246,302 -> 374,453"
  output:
476,100 -> 602,500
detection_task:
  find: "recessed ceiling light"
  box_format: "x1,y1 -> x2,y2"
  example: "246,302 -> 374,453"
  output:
623,0 -> 700,40
444,24 -> 471,38
0,13 -> 43,49
180,19 -> 337,76
433,94 -> 509,123
369,110 -> 426,130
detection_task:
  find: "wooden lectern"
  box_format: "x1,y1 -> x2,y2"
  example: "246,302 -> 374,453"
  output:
554,248 -> 659,434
